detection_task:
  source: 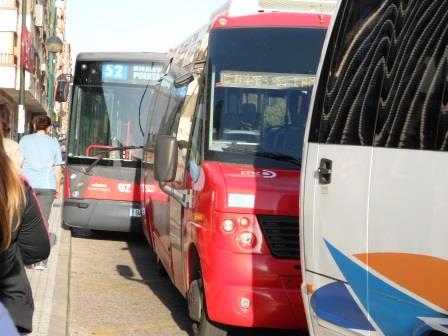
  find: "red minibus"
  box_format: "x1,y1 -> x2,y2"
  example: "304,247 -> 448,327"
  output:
141,1 -> 333,334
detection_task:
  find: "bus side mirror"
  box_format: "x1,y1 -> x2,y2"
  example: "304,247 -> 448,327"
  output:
55,75 -> 71,102
154,135 -> 178,182
173,72 -> 194,88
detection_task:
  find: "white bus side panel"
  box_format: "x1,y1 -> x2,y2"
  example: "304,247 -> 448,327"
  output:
302,143 -> 375,335
369,147 -> 448,258
365,147 -> 448,333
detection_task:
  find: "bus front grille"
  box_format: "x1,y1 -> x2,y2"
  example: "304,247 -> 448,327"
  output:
257,215 -> 299,260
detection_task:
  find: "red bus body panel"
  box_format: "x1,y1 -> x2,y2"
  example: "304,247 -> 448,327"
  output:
190,162 -> 303,329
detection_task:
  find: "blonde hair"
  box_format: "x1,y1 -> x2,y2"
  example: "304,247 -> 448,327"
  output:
0,127 -> 25,252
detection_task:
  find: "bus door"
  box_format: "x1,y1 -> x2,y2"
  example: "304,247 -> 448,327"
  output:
142,85 -> 171,252
168,77 -> 202,293
301,3 -> 372,330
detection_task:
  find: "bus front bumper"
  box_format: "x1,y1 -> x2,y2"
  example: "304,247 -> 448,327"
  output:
63,199 -> 142,233
203,246 -> 306,330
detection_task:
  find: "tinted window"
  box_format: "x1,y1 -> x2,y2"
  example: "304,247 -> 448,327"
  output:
208,27 -> 326,168
311,0 -> 448,151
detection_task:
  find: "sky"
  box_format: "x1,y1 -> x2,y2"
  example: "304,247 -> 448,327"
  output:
66,0 -> 226,64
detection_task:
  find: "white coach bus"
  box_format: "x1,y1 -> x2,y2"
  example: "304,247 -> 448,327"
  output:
300,0 -> 448,335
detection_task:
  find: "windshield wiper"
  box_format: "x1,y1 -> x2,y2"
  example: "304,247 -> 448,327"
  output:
85,145 -> 143,173
222,145 -> 300,167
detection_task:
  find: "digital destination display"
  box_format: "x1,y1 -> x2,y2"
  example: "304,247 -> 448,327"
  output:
216,70 -> 315,90
101,63 -> 164,83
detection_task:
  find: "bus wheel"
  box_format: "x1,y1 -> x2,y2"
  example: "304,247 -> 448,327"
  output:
189,279 -> 228,336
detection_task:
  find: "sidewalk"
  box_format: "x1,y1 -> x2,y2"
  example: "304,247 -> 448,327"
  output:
25,199 -> 70,336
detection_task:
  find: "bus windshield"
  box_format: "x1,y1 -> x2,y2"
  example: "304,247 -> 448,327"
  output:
208,27 -> 326,168
68,61 -> 163,161
69,84 -> 152,160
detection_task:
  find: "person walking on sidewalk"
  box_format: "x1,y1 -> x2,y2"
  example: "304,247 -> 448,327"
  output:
0,102 -> 23,171
19,115 -> 63,270
0,127 -> 50,334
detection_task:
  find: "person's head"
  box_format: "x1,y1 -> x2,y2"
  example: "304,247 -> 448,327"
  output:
0,124 -> 25,253
0,102 -> 11,135
33,115 -> 52,133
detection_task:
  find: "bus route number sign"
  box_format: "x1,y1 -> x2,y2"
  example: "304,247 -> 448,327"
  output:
102,64 -> 129,81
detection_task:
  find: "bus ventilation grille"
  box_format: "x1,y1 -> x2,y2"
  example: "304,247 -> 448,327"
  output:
257,215 -> 299,259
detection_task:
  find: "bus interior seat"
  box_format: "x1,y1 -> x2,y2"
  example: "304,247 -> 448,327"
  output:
264,100 -> 308,158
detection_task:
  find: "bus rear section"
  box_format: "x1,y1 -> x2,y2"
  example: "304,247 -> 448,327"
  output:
63,52 -> 168,233
301,1 -> 448,335
150,5 -> 332,334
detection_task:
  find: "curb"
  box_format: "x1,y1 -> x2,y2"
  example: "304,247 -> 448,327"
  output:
47,224 -> 71,336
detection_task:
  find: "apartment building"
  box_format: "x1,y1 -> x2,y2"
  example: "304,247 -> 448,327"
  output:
0,0 -> 71,139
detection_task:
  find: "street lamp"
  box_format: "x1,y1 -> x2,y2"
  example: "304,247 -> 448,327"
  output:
46,35 -> 63,53
46,35 -> 63,136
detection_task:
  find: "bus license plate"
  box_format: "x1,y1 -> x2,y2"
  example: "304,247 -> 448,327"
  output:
130,208 -> 142,217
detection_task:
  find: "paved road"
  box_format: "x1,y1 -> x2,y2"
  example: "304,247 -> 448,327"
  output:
66,229 -> 305,336
67,229 -> 192,336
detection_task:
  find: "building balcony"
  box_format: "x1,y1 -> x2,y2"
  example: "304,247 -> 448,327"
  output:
0,6 -> 18,32
0,53 -> 15,88
0,62 -> 49,114
0,52 -> 15,66
0,0 -> 17,9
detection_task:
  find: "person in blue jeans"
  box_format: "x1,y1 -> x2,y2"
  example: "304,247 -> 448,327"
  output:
19,115 -> 63,270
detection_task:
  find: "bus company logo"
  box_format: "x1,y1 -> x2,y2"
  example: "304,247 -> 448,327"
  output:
118,183 -> 132,193
240,170 -> 277,179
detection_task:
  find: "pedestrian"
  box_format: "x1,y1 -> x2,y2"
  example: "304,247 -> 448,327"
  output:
19,115 -> 63,270
0,102 -> 23,170
0,126 -> 50,334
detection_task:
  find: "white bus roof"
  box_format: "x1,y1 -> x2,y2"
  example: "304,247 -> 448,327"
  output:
76,52 -> 169,63
210,0 -> 337,19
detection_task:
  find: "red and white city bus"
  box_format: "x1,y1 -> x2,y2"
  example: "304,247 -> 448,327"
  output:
141,1 -> 334,334
58,52 -> 169,232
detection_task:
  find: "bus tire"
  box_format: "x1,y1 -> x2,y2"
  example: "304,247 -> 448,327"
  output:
190,279 -> 228,336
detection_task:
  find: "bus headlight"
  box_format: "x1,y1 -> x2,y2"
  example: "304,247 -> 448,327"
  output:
222,219 -> 235,232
